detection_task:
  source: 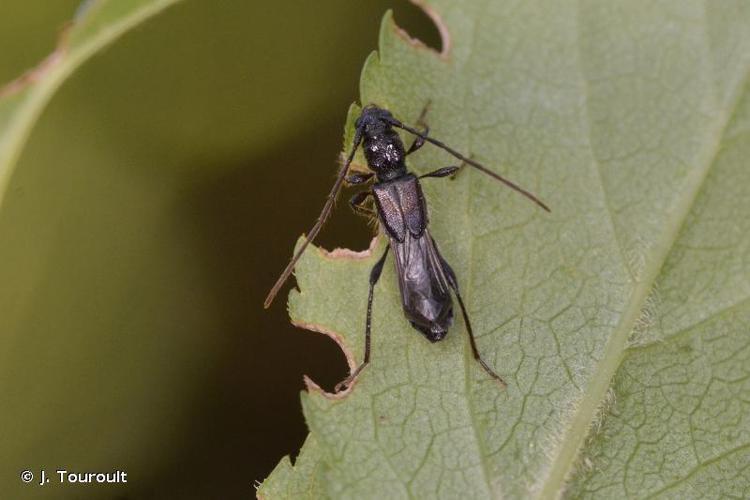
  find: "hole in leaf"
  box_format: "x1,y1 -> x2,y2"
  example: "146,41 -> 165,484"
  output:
392,1 -> 444,55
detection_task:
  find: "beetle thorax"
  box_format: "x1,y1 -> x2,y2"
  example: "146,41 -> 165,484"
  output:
363,130 -> 406,180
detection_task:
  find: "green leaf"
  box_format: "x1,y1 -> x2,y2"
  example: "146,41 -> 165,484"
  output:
259,435 -> 326,499
0,0 -> 183,210
260,1 -> 750,498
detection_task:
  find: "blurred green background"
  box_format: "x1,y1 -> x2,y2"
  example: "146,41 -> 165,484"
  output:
0,1 -> 437,498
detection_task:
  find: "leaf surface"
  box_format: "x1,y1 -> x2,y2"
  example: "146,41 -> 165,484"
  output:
260,1 -> 750,498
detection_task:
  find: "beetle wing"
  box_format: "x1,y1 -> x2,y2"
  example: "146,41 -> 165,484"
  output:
372,174 -> 427,242
390,229 -> 453,341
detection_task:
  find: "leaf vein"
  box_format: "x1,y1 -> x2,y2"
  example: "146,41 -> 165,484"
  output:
537,7 -> 750,498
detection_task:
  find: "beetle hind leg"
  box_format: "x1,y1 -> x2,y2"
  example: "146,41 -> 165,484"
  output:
436,244 -> 507,388
453,289 -> 507,388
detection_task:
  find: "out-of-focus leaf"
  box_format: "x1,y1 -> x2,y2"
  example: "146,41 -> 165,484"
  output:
260,1 -> 750,498
0,0 -> 183,209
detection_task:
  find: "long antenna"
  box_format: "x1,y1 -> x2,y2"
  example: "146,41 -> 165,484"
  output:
264,128 -> 364,308
389,119 -> 550,212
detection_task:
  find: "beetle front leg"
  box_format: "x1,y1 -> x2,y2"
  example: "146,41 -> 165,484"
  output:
406,102 -> 431,155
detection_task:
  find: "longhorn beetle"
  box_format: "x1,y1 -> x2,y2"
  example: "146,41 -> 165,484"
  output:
264,104 -> 549,391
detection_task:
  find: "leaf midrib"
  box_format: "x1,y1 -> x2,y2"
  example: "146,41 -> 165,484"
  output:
536,16 -> 750,500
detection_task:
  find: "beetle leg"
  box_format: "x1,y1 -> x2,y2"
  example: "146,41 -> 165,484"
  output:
349,191 -> 376,217
335,244 -> 390,392
406,102 -> 431,155
419,165 -> 460,179
406,128 -> 429,155
435,242 -> 507,388
346,172 -> 374,185
452,286 -> 507,387
448,160 -> 467,180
